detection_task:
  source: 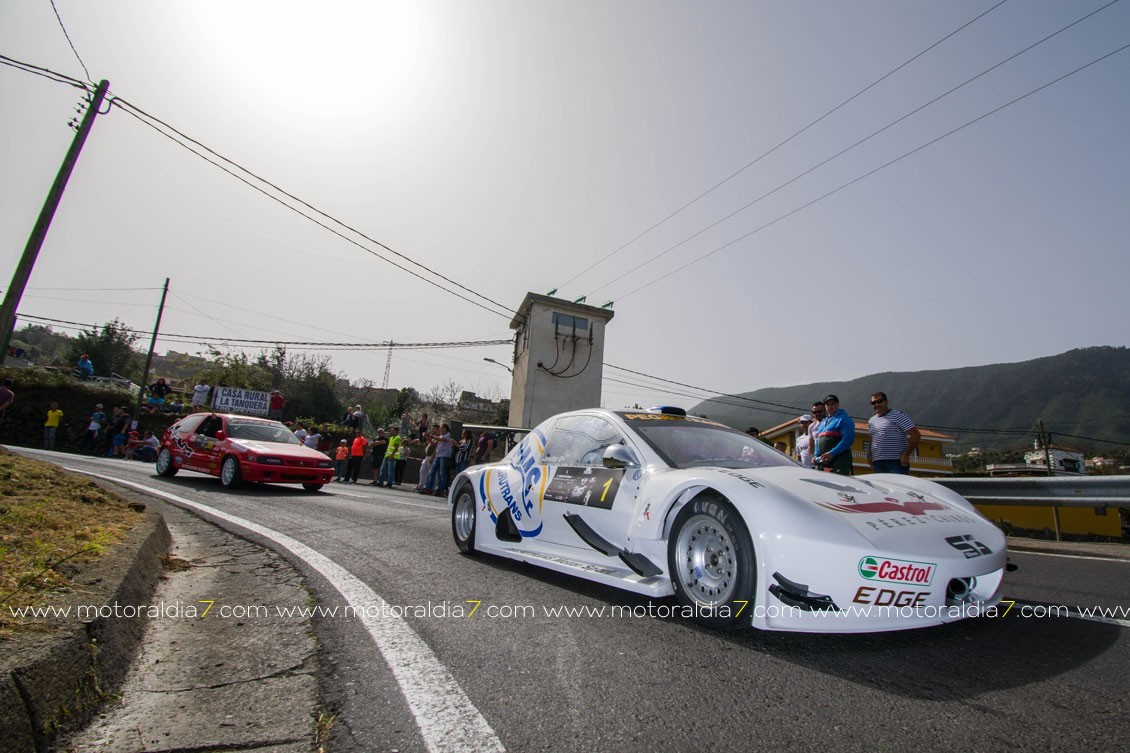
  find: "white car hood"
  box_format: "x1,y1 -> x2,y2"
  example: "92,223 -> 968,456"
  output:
705,467 -> 1002,555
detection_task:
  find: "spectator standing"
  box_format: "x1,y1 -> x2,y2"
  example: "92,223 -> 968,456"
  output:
346,431 -> 368,483
334,440 -> 349,481
294,423 -> 307,445
377,427 -> 401,487
421,423 -> 455,496
416,441 -> 436,492
867,391 -> 920,474
304,427 -> 322,449
191,381 -> 211,411
814,395 -> 855,476
795,415 -> 814,467
106,407 -> 131,458
474,430 -> 495,465
268,390 -> 285,420
351,405 -> 365,430
76,354 -> 94,380
454,429 -> 474,474
808,402 -> 827,463
395,436 -> 409,485
369,430 -> 388,484
43,402 -> 63,449
417,413 -> 430,441
398,411 -> 411,440
81,403 -> 106,453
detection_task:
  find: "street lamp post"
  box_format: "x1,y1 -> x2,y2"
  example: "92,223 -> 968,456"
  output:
483,357 -> 513,374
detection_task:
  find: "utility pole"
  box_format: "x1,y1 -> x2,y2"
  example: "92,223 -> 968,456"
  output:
1037,420 -> 1054,476
382,342 -> 393,389
0,80 -> 110,359
131,278 -> 170,429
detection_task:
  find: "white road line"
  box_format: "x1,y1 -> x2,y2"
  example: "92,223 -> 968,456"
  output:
73,470 -> 505,753
1010,550 -> 1130,564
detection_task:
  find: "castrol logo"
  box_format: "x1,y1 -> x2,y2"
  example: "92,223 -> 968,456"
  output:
858,556 -> 936,585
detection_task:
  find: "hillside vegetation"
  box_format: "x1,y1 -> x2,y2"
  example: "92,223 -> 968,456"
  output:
692,347 -> 1130,453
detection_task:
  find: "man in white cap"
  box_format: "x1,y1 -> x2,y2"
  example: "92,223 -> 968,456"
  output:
795,415 -> 814,468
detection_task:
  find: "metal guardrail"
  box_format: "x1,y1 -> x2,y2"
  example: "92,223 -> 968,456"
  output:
935,476 -> 1130,508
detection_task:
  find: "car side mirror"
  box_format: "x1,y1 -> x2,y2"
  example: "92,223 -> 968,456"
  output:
214,430 -> 226,441
602,444 -> 639,469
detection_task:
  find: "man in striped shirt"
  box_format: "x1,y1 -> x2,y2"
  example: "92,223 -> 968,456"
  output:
867,392 -> 920,475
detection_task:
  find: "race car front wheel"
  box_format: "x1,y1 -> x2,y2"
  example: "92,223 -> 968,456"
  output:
220,456 -> 243,489
452,482 -> 477,554
668,495 -> 756,629
156,448 -> 178,477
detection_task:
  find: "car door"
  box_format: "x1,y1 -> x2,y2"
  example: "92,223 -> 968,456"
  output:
165,414 -> 205,469
538,414 -> 642,550
189,415 -> 225,475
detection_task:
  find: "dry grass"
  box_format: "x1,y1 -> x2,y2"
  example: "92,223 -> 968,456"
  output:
0,450 -> 140,638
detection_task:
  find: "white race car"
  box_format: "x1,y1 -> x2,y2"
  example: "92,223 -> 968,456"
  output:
449,408 -> 1007,632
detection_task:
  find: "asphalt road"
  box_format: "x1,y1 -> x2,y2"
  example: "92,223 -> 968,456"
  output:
22,450 -> 1130,753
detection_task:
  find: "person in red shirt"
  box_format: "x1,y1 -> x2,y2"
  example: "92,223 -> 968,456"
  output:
268,390 -> 285,420
346,431 -> 368,483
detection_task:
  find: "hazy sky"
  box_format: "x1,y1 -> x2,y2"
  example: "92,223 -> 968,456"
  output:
2,1 -> 1127,411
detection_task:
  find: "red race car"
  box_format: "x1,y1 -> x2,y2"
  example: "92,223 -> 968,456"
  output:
156,413 -> 334,492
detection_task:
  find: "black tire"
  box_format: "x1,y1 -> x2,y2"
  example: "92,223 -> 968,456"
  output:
156,448 -> 178,477
667,495 -> 756,629
220,455 -> 243,489
302,483 -> 324,492
451,481 -> 477,554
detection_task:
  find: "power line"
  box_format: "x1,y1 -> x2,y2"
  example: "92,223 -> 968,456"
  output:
49,0 -> 92,83
611,40 -> 1130,303
106,99 -> 514,322
105,95 -> 516,320
556,0 -> 1011,295
0,53 -> 88,90
586,0 -> 1122,297
15,313 -> 511,349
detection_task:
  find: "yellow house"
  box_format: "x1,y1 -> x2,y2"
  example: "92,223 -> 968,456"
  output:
759,417 -> 955,477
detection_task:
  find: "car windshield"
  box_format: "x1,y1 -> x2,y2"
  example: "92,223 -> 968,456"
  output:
632,422 -> 795,470
227,419 -> 301,445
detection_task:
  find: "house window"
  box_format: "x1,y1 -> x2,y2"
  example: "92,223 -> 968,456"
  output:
552,313 -> 588,331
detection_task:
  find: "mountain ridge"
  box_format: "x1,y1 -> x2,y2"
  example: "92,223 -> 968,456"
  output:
690,346 -> 1130,452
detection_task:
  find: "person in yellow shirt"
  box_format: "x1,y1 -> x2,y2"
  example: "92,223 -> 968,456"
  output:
44,402 -> 63,449
376,427 -> 402,487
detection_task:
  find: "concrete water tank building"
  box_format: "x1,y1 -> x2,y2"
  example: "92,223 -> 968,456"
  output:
507,292 -> 615,429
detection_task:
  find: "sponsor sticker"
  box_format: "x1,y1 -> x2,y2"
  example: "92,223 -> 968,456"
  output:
858,556 -> 936,585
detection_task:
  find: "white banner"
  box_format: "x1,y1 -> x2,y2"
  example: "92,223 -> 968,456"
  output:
211,387 -> 270,417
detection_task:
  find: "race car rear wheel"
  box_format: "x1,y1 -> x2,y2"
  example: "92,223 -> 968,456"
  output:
156,448 -> 178,477
668,495 -> 755,629
452,481 -> 477,554
220,455 -> 243,489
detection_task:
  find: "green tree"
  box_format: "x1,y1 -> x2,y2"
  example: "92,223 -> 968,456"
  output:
11,324 -> 72,365
65,319 -> 142,381
193,350 -> 274,393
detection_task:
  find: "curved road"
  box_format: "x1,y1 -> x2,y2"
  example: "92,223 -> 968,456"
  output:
21,450 -> 1130,753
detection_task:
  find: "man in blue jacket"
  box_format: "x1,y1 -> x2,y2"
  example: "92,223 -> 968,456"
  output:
814,394 -> 855,476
